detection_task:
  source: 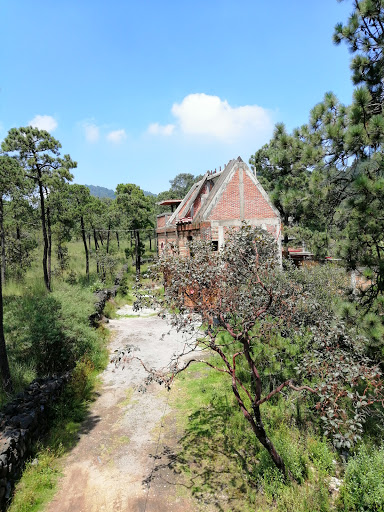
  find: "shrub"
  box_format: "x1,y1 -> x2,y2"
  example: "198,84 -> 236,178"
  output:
338,444 -> 384,511
4,282 -> 106,375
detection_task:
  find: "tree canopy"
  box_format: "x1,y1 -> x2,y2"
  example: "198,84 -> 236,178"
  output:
249,1 -> 384,356
1,127 -> 76,291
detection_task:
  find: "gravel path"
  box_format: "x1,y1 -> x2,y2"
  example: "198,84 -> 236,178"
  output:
44,313 -> 196,512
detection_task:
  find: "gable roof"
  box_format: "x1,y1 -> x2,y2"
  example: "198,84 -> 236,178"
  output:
164,156 -> 280,228
193,157 -> 280,223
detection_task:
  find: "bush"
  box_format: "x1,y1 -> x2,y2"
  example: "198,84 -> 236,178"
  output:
338,444 -> 384,511
67,357 -> 95,401
4,282 -> 107,375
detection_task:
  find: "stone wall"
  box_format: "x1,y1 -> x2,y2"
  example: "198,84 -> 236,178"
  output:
89,264 -> 128,326
0,374 -> 70,509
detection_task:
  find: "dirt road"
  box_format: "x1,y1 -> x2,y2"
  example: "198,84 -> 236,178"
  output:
45,311 -> 196,512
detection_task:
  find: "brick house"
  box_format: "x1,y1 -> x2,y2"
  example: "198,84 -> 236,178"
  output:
156,157 -> 282,259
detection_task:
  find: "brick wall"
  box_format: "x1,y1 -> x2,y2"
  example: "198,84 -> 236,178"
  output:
243,172 -> 275,219
178,201 -> 189,219
209,169 -> 241,220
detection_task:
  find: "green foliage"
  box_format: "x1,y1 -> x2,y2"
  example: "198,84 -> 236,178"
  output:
249,1 -> 384,361
7,449 -> 61,512
116,183 -> 153,275
103,300 -> 116,319
88,278 -> 105,292
155,172 -> 202,214
333,0 -> 384,114
307,437 -> 335,474
2,126 -> 77,292
141,225 -> 383,475
171,364 -> 335,512
115,183 -> 153,231
4,267 -> 110,511
338,444 -> 384,511
4,282 -> 106,375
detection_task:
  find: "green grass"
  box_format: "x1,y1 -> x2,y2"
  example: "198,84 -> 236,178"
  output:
169,363 -> 337,511
7,449 -> 61,512
337,444 -> 384,511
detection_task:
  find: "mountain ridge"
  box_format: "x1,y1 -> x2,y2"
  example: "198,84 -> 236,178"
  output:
85,184 -> 155,199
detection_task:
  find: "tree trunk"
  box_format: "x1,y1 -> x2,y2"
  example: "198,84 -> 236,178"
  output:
241,343 -> 292,480
135,229 -> 141,277
130,231 -> 133,248
80,215 -> 89,280
106,223 -> 111,254
149,233 -> 152,251
93,229 -> 99,274
38,178 -> 50,291
46,203 -> 52,285
0,199 -> 5,287
0,198 -> 12,393
88,233 -> 91,250
16,225 -> 22,269
116,231 -> 119,249
251,405 -> 291,479
98,232 -> 104,246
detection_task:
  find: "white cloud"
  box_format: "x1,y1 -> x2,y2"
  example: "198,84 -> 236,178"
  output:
147,122 -> 175,136
83,122 -> 100,143
171,93 -> 273,142
29,115 -> 58,132
106,129 -> 127,143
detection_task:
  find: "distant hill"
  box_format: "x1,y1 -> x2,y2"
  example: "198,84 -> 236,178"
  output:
85,185 -> 155,199
85,185 -> 115,199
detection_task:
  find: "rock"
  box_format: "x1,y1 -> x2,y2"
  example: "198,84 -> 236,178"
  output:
329,476 -> 342,495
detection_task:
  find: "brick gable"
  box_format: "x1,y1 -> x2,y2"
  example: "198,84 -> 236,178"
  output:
243,171 -> 275,219
208,168 -> 241,221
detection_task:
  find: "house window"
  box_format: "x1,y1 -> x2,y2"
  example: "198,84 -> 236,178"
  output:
211,241 -> 219,251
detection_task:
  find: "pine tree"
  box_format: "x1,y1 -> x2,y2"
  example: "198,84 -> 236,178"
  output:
1,127 -> 76,291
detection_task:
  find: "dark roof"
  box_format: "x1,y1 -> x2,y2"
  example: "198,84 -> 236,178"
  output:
157,199 -> 183,206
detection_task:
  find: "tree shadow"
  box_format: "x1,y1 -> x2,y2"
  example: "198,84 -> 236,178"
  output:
143,400 -> 260,511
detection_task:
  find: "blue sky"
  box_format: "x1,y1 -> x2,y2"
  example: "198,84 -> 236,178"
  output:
2,0 -> 354,194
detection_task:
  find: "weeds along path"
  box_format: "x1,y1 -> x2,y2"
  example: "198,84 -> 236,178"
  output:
45,311 -> 197,512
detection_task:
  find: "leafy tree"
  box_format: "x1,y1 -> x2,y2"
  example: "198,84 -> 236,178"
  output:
156,172 -> 203,215
1,127 -> 76,291
0,156 -> 23,392
3,190 -> 38,280
116,184 -> 153,276
68,184 -> 93,280
169,172 -> 203,198
134,225 -> 383,478
307,86 -> 384,353
250,0 -> 384,354
85,196 -> 106,276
